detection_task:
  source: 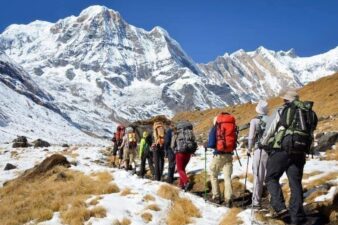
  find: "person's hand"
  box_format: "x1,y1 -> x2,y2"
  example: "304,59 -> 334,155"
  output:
258,142 -> 266,150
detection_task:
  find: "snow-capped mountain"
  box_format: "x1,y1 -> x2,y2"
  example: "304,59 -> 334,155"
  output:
0,5 -> 231,138
0,5 -> 337,140
0,51 -> 104,144
198,46 -> 338,102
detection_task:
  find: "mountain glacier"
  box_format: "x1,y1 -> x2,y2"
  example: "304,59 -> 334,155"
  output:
0,5 -> 337,142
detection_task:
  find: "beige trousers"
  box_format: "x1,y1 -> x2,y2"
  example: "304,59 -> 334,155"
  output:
209,154 -> 233,202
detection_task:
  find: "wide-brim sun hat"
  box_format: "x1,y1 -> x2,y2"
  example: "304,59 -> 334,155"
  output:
281,89 -> 299,102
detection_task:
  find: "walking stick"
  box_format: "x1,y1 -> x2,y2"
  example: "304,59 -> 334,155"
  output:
242,152 -> 250,208
235,148 -> 242,167
250,149 -> 263,225
244,153 -> 250,193
204,146 -> 207,201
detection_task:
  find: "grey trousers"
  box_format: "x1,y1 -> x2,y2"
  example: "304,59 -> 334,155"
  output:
252,148 -> 268,206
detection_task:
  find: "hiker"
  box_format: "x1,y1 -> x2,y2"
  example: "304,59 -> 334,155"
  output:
260,90 -> 317,225
138,131 -> 155,178
119,126 -> 138,173
152,121 -> 166,181
171,121 -> 197,191
247,100 -> 269,209
116,125 -> 125,168
110,132 -> 118,167
165,123 -> 176,183
209,113 -> 237,207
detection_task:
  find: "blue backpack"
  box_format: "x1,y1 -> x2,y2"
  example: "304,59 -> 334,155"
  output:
207,126 -> 217,149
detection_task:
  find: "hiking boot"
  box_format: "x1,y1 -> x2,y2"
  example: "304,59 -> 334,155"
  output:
223,199 -> 233,208
184,182 -> 193,192
272,208 -> 288,219
210,197 -> 222,205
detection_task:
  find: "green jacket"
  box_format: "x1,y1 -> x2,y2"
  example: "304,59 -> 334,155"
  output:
139,131 -> 149,158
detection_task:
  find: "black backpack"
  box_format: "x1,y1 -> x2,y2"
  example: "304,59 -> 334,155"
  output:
280,100 -> 318,154
176,121 -> 197,153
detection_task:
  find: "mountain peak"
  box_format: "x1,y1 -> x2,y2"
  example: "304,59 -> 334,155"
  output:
80,5 -> 110,15
78,5 -> 122,20
277,48 -> 297,58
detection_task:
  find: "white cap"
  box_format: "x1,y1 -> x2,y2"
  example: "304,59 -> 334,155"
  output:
255,100 -> 268,115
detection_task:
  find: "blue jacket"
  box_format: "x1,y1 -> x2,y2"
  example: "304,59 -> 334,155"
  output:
207,126 -> 217,149
208,125 -> 233,155
164,128 -> 173,153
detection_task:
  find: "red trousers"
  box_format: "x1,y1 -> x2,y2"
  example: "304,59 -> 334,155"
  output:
175,152 -> 191,187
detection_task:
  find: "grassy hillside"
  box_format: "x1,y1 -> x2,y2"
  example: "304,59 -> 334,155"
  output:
173,72 -> 338,139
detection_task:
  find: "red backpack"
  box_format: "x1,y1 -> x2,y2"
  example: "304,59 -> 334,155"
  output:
216,113 -> 237,153
115,125 -> 125,142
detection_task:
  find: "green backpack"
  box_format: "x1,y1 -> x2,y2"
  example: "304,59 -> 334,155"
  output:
280,100 -> 318,154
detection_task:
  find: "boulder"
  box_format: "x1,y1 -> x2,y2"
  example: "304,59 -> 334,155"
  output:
314,132 -> 338,152
21,154 -> 70,179
4,163 -> 16,170
33,139 -> 51,148
12,136 -> 30,148
13,136 -> 28,143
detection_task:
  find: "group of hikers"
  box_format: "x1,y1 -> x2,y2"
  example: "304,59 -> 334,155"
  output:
109,89 -> 317,225
110,120 -> 198,191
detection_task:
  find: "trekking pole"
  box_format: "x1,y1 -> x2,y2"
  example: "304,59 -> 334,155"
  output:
244,153 -> 250,193
204,146 -> 207,201
235,147 -> 242,167
250,149 -> 263,225
242,152 -> 250,208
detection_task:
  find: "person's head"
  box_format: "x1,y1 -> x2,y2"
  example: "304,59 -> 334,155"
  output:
126,127 -> 133,133
255,100 -> 268,115
281,89 -> 299,103
142,131 -> 148,138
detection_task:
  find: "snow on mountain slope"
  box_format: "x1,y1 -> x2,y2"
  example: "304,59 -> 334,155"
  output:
0,5 -> 337,139
0,5 -> 230,137
199,46 -> 338,102
0,51 -> 106,144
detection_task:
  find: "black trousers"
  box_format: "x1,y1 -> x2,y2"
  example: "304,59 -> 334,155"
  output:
153,146 -> 165,181
265,150 -> 306,224
139,150 -> 155,177
167,148 -> 176,183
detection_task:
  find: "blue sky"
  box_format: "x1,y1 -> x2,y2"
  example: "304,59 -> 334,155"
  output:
1,0 -> 337,62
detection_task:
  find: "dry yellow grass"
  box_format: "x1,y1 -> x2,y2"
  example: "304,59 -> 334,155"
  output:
120,187 -> 136,196
173,73 -> 338,139
0,166 -> 119,225
324,149 -> 338,161
305,189 -> 328,204
143,194 -> 155,202
304,172 -> 338,190
141,212 -> 153,223
10,151 -> 19,159
89,206 -> 107,218
112,217 -> 132,225
91,171 -> 114,182
89,196 -> 103,206
157,184 -> 201,225
303,171 -> 322,180
254,211 -> 286,225
167,198 -> 201,225
146,203 -> 161,211
219,208 -> 243,225
157,184 -> 180,201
